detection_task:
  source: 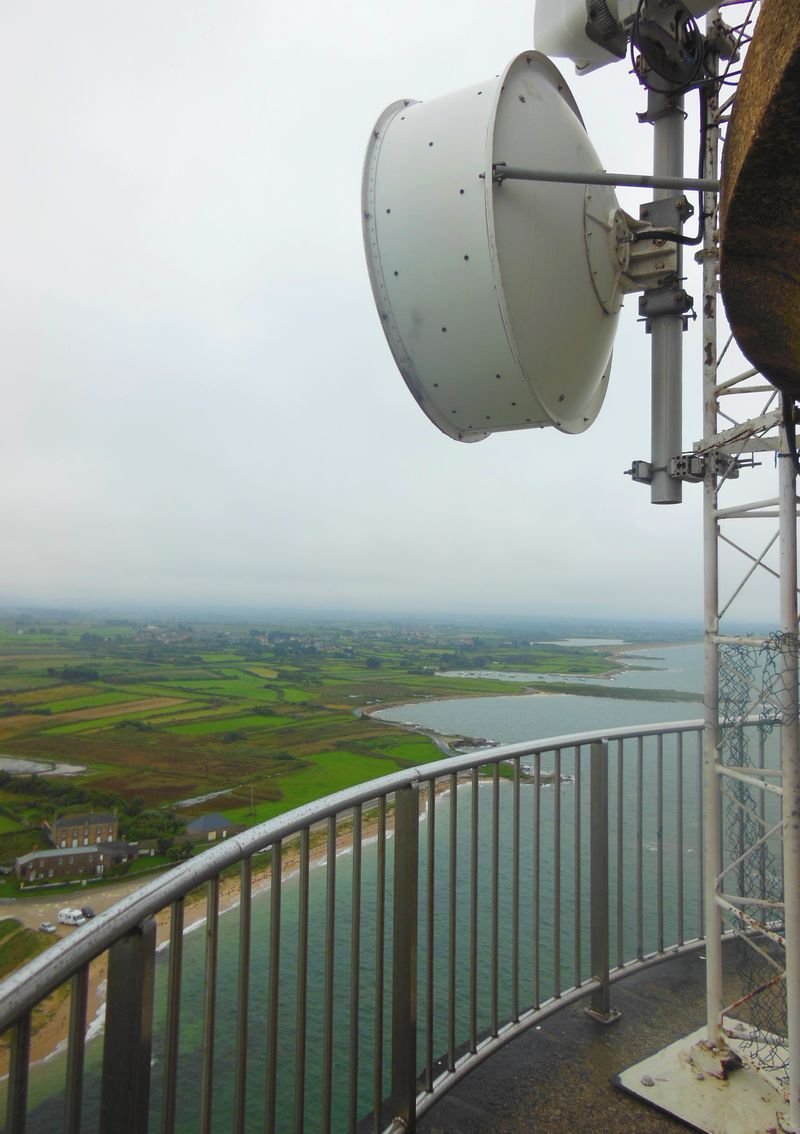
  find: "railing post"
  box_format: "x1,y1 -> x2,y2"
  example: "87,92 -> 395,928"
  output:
586,741 -> 620,1024
6,1011 -> 31,1134
100,917 -> 157,1133
391,785 -> 419,1129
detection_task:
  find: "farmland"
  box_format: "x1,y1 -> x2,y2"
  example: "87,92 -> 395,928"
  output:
0,611 -> 657,873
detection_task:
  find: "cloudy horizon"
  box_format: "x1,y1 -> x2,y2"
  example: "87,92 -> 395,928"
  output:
2,2 -> 779,624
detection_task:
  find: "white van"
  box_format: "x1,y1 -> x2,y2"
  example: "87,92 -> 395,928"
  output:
57,908 -> 86,926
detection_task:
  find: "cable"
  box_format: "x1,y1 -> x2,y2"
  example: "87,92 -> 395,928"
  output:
633,226 -> 702,246
631,81 -> 713,247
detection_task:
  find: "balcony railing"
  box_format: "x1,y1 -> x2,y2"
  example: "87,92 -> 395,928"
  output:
0,719 -> 760,1133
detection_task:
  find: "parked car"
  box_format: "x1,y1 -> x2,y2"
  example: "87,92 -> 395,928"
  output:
57,908 -> 86,926
39,922 -> 56,934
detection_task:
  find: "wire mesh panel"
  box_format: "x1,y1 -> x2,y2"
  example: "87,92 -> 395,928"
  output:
718,638 -> 788,1080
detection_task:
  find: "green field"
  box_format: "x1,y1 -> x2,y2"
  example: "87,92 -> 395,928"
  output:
166,714 -> 294,735
223,749 -> 411,822
40,691 -> 143,712
0,920 -> 54,978
0,611 -> 688,879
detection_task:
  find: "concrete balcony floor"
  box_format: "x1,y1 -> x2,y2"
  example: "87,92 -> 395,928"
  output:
416,950 -> 727,1134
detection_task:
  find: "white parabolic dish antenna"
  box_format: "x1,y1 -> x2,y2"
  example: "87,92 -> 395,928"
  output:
362,51 -> 624,441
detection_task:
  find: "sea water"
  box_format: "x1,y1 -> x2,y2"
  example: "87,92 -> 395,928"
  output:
17,643 -> 710,1131
372,642 -> 706,743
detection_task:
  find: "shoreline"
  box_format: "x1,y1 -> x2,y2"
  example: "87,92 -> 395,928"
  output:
3,638 -> 702,1075
365,638 -> 702,750
0,794 -> 414,1077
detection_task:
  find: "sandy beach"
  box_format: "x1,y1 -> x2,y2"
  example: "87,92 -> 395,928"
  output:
0,867 -> 257,1076
0,807 -> 395,1076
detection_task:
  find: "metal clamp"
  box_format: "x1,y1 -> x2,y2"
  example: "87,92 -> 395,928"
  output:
625,460 -> 653,485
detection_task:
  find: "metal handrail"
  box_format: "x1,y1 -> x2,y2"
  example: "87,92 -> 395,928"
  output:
0,718 -> 706,1029
0,717 -> 774,1133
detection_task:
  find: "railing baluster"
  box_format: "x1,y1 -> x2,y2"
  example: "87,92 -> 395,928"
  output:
512,758 -> 521,1023
424,781 -> 435,1090
553,748 -> 562,997
349,804 -> 363,1133
199,878 -> 220,1134
491,763 -> 500,1037
265,841 -> 282,1134
321,815 -> 337,1134
574,745 -> 582,989
657,734 -> 664,953
100,918 -> 156,1134
391,786 -> 418,1130
587,740 -> 619,1024
636,735 -> 644,959
6,1011 -> 31,1134
697,729 -> 705,933
616,739 -> 624,968
469,767 -> 478,1052
372,799 -> 386,1134
161,897 -> 184,1134
64,964 -> 88,1134
233,857 -> 252,1134
533,751 -> 541,1009
295,828 -> 310,1134
448,772 -> 457,1068
676,732 -> 685,945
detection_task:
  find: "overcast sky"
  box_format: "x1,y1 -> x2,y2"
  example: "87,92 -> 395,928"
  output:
0,1 -> 777,623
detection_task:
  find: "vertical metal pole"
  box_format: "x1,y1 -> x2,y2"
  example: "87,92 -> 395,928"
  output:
321,817 -> 336,1134
424,783 -> 435,1090
64,966 -> 89,1134
100,918 -> 157,1134
636,738 -> 644,959
349,804 -> 363,1132
468,769 -> 478,1052
233,858 -> 252,1134
448,772 -> 458,1067
778,439 -> 800,1131
161,899 -> 184,1134
587,741 -> 619,1023
266,842 -> 282,1134
372,801 -> 386,1134
512,758 -> 521,1021
616,741 -> 625,968
649,89 -> 685,505
391,786 -> 419,1130
294,829 -> 310,1134
656,735 -> 664,952
6,1012 -> 31,1134
553,749 -> 562,997
573,747 -> 582,988
490,763 -> 500,1037
699,62 -> 725,1047
200,878 -> 219,1134
676,733 -> 685,946
533,753 -> 541,1008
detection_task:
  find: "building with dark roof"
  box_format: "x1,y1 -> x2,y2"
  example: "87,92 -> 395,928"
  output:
185,813 -> 243,842
15,845 -> 109,884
